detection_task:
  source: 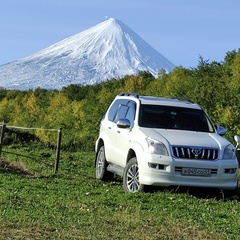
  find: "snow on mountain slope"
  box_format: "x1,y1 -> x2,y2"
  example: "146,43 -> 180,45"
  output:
0,18 -> 175,90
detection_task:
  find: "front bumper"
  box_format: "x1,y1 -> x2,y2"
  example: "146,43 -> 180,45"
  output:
138,153 -> 238,190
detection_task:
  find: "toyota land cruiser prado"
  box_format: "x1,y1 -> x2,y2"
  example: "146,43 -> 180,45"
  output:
95,92 -> 238,193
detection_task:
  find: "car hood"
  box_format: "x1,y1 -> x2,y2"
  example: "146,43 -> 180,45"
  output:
140,128 -> 229,149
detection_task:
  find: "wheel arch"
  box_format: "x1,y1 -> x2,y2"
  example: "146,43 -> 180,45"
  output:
126,141 -> 145,165
126,148 -> 136,164
95,138 -> 104,165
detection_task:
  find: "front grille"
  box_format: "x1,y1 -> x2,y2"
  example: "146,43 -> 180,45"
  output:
172,146 -> 218,160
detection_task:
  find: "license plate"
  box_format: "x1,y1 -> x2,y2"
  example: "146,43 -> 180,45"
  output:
182,168 -> 211,177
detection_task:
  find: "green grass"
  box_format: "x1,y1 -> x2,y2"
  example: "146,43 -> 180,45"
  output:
0,143 -> 240,240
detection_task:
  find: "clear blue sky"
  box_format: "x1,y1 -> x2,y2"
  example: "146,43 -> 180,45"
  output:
1,0 -> 239,68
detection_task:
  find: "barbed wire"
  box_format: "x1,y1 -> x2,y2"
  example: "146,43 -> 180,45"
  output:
0,123 -> 59,132
0,122 -> 62,173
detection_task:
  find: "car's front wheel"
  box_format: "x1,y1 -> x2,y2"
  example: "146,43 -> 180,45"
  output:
123,157 -> 145,192
222,183 -> 239,199
95,146 -> 114,181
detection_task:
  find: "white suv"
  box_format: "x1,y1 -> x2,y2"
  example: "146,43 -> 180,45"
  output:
95,92 -> 238,194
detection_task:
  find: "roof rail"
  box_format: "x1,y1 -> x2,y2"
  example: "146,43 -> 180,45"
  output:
118,92 -> 139,98
170,97 -> 194,103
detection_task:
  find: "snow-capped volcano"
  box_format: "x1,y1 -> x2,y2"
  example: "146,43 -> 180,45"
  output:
0,18 -> 175,90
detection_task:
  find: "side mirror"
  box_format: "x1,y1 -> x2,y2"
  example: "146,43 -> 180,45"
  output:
117,118 -> 131,129
217,126 -> 226,136
234,136 -> 240,165
234,135 -> 240,149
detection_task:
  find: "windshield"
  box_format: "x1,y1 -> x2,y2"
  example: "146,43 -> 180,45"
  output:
139,105 -> 215,132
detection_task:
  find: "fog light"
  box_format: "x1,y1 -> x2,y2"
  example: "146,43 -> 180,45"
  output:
148,163 -> 165,170
225,168 -> 237,174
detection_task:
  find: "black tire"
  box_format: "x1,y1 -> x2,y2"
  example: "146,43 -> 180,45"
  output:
222,184 -> 239,199
95,146 -> 114,181
123,157 -> 145,192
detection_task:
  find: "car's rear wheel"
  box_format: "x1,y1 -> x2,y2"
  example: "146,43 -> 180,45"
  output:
123,157 -> 145,192
96,146 -> 114,181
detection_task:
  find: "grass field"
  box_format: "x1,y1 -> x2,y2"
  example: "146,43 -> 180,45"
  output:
0,143 -> 240,240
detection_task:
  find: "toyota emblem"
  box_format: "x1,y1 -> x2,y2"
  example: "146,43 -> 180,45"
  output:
192,148 -> 202,158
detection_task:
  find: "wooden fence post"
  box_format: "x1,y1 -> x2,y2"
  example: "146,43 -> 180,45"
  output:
54,128 -> 62,173
0,122 -> 6,159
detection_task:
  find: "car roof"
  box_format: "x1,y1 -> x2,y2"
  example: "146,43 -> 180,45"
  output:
139,96 -> 202,109
116,93 -> 202,110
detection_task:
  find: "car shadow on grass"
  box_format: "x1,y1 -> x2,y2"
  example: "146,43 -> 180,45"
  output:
148,185 -> 240,201
108,175 -> 240,201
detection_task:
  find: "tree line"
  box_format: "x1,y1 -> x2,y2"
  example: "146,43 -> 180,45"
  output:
0,49 -> 239,150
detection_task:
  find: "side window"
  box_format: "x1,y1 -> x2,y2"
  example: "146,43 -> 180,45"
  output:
108,99 -> 128,122
126,101 -> 136,127
114,104 -> 129,122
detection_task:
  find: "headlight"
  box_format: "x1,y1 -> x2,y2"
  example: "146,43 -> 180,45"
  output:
223,144 -> 236,160
146,138 -> 169,155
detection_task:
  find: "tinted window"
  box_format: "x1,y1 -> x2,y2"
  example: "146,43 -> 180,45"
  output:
139,105 -> 214,132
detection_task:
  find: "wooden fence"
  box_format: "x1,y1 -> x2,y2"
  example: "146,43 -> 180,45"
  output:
0,122 -> 62,173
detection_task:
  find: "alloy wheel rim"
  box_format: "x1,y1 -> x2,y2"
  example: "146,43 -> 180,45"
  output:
126,164 -> 140,192
97,150 -> 104,176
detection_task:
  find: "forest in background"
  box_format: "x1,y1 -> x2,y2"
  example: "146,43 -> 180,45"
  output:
0,49 -> 239,150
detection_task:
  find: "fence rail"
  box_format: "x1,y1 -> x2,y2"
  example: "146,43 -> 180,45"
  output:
0,122 -> 62,173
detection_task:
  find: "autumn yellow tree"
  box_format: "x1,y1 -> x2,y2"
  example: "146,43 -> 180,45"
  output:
34,92 -> 73,144
0,98 -> 14,123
